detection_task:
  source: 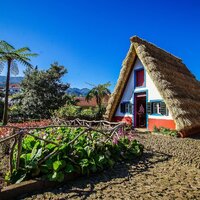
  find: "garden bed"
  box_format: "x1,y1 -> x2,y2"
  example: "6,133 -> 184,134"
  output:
0,120 -> 144,199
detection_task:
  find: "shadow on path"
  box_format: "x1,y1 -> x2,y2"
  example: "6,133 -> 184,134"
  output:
19,150 -> 172,200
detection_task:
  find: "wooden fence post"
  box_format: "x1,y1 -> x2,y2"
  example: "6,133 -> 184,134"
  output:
9,131 -> 17,174
16,130 -> 23,170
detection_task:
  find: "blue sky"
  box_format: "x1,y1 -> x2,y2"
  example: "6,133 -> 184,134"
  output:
0,0 -> 200,90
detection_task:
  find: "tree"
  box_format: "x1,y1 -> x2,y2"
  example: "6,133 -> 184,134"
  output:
0,41 -> 37,125
86,82 -> 111,118
19,62 -> 69,119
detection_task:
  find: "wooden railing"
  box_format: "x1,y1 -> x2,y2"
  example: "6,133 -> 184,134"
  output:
0,119 -> 126,188
52,117 -> 123,129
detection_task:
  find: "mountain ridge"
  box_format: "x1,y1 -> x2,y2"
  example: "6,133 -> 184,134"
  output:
0,76 -> 23,86
66,88 -> 90,96
0,76 -> 90,96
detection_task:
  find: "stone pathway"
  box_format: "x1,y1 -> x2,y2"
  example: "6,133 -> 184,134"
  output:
135,132 -> 200,168
20,133 -> 200,200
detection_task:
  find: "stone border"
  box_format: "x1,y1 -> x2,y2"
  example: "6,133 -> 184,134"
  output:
0,173 -> 79,200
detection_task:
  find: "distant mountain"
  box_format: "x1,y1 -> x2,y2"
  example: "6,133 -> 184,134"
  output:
66,88 -> 90,97
0,76 -> 23,86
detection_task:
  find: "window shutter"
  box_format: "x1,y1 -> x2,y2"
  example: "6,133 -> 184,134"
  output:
120,103 -> 125,113
128,103 -> 133,114
152,102 -> 157,114
160,102 -> 166,115
147,102 -> 152,114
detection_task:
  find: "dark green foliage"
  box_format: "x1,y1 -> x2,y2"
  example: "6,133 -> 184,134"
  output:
153,126 -> 178,137
86,82 -> 111,118
153,125 -> 159,132
15,63 -> 69,119
54,105 -> 101,120
7,127 -> 144,183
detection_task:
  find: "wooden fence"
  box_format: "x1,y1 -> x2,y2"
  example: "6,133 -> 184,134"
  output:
0,119 -> 126,188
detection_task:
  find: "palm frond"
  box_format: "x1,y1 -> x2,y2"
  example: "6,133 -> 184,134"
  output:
11,52 -> 32,62
19,53 -> 38,57
0,40 -> 15,51
0,61 -> 5,74
85,82 -> 96,87
15,54 -> 31,61
0,56 -> 6,61
13,47 -> 31,54
102,82 -> 111,88
16,57 -> 33,68
0,44 -> 37,72
85,91 -> 93,102
11,60 -> 19,76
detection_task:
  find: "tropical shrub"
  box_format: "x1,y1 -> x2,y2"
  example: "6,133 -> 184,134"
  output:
54,105 -> 100,120
6,127 -> 143,184
54,105 -> 81,119
80,108 -> 97,120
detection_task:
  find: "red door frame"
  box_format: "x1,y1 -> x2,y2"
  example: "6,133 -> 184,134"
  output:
134,93 -> 146,128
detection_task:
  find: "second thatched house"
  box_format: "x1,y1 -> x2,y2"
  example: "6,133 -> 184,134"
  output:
105,36 -> 200,137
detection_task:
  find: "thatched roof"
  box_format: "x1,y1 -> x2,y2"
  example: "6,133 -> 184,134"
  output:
105,36 -> 200,136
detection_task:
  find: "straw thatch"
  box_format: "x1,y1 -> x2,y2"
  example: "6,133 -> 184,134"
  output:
105,36 -> 200,136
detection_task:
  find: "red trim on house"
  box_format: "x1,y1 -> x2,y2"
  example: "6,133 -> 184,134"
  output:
112,116 -> 132,125
112,116 -> 176,131
148,118 -> 176,131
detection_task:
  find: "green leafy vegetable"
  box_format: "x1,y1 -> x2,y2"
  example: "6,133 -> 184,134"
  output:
8,127 -> 143,184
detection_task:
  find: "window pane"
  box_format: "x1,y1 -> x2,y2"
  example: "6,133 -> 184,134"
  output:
152,102 -> 161,114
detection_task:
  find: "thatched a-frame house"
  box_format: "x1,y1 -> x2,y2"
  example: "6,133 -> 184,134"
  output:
105,36 -> 200,137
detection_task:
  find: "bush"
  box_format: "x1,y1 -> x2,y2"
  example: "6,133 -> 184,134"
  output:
153,126 -> 178,137
55,105 -> 81,119
80,108 -> 96,119
9,105 -> 44,123
53,105 -> 102,120
153,125 -> 159,132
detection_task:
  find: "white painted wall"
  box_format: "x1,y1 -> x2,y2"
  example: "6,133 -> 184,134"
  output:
115,58 -> 142,117
115,57 -> 173,120
146,72 -> 173,119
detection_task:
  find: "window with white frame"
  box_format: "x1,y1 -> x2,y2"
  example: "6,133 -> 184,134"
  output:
147,101 -> 169,116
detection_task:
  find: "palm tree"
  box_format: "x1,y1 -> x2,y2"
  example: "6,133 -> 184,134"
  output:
86,82 -> 111,118
66,95 -> 80,106
0,41 -> 37,125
